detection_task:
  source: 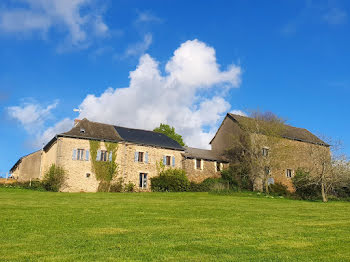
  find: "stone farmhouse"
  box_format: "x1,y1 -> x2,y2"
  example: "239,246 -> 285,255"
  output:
10,118 -> 227,192
10,113 -> 329,192
210,113 -> 330,190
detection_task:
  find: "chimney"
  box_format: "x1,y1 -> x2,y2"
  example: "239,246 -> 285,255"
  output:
74,119 -> 81,127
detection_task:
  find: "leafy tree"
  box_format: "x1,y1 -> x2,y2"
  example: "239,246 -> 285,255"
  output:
153,123 -> 185,146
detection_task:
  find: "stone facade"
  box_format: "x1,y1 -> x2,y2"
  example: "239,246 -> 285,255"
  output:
11,150 -> 42,181
35,137 -> 185,192
183,158 -> 225,183
210,114 -> 330,191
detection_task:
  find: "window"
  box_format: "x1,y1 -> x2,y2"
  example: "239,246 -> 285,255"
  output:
135,151 -> 148,163
216,162 -> 222,172
166,156 -> 171,166
163,155 -> 174,167
139,173 -> 147,189
80,128 -> 85,134
138,152 -> 144,162
77,149 -> 84,160
100,150 -> 108,162
86,173 -> 91,178
286,169 -> 293,178
262,147 -> 269,157
265,166 -> 270,175
196,159 -> 202,170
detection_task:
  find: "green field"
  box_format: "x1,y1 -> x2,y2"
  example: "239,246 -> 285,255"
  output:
0,188 -> 350,261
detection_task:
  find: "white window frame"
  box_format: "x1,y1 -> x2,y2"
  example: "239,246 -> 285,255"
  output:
215,161 -> 223,172
262,147 -> 269,157
286,169 -> 293,178
77,149 -> 85,161
139,173 -> 148,189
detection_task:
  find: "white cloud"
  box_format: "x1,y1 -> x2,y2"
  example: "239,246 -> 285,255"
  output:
124,33 -> 153,57
34,118 -> 73,148
135,10 -> 161,24
230,110 -> 247,116
10,40 -> 242,149
7,100 -> 59,133
77,39 -> 241,149
0,0 -> 108,49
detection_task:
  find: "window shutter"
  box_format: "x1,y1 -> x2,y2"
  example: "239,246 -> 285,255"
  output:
96,150 -> 101,161
194,159 -> 196,169
139,173 -> 142,188
201,159 -> 203,170
85,150 -> 89,161
134,151 -> 139,162
72,149 -> 77,160
215,161 -> 217,171
145,152 -> 149,163
172,156 -> 175,167
163,156 -> 166,165
109,151 -> 113,162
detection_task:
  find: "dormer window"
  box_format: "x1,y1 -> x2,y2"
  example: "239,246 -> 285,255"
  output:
80,128 -> 85,134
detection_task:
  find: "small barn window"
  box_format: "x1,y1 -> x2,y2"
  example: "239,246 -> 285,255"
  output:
163,156 -> 171,166
80,128 -> 85,134
286,169 -> 293,178
262,148 -> 269,157
86,173 -> 91,178
196,159 -> 202,170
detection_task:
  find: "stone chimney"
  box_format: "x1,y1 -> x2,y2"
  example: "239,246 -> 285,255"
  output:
74,119 -> 81,126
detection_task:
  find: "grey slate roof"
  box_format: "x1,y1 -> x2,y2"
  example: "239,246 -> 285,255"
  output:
183,147 -> 228,162
114,126 -> 184,150
44,118 -> 184,151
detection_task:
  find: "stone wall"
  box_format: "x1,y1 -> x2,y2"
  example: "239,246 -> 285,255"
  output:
118,143 -> 184,192
183,158 -> 222,183
12,150 -> 42,181
40,141 -> 58,179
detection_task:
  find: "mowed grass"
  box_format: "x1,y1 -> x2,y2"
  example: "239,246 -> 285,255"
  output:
0,189 -> 350,262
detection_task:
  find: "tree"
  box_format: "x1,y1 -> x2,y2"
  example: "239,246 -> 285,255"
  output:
303,139 -> 350,202
153,124 -> 185,146
224,111 -> 288,193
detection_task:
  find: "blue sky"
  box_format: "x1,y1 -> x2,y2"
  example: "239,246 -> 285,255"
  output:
1,0 -> 349,175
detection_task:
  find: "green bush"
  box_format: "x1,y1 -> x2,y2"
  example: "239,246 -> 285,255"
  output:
269,183 -> 289,196
292,169 -> 320,200
125,182 -> 135,192
221,165 -> 253,191
0,180 -> 46,191
42,164 -> 66,192
109,178 -> 123,192
151,168 -> 190,192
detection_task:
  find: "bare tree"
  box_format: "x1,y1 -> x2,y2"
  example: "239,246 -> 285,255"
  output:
225,111 -> 288,193
304,139 -> 350,202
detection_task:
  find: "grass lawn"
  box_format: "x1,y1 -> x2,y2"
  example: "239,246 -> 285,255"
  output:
0,189 -> 350,261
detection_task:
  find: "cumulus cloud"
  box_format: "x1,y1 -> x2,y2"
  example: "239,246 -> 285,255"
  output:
7,100 -> 59,133
0,0 -> 108,49
78,39 -> 241,148
10,39 -> 242,149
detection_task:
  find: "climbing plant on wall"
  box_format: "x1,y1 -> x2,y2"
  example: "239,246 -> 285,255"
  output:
89,140 -> 118,191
